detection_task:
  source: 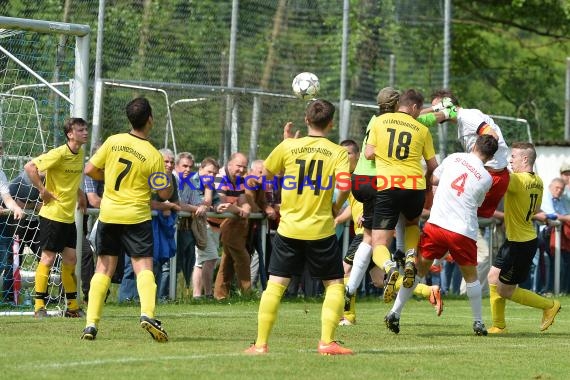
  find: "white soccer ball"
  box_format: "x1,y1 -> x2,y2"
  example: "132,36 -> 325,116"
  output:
292,72 -> 320,100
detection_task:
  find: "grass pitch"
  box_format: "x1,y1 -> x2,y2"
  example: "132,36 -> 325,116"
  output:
0,295 -> 568,380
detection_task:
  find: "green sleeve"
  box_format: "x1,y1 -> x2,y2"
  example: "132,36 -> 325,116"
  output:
417,113 -> 437,128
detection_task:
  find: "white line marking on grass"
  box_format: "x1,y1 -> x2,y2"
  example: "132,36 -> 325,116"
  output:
19,353 -> 246,370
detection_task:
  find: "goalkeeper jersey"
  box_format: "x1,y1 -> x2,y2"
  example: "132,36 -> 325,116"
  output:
90,133 -> 165,224
33,144 -> 84,223
264,135 -> 349,240
456,108 -> 509,170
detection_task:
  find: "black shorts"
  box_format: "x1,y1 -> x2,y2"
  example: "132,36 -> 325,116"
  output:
269,233 -> 344,281
39,216 -> 77,252
96,220 -> 153,258
493,238 -> 538,285
351,175 -> 376,230
343,234 -> 376,272
373,188 -> 425,230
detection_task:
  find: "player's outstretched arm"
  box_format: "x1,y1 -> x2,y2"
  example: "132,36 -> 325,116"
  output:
84,162 -> 104,181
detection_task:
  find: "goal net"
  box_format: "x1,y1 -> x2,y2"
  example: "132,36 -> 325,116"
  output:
0,17 -> 89,315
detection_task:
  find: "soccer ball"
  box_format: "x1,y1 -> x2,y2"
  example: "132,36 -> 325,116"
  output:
292,72 -> 320,100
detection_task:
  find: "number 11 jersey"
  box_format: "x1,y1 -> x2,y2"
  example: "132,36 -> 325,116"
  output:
90,133 -> 165,224
264,136 -> 349,240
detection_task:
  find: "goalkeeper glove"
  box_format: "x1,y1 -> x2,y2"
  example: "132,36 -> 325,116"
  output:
441,105 -> 457,120
432,97 -> 454,112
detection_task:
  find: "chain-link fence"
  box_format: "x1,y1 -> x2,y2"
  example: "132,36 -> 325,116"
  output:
0,0 -> 452,164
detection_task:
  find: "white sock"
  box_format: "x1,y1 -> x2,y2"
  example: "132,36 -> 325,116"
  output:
346,242 -> 372,295
391,275 -> 419,316
466,280 -> 483,322
395,215 -> 405,252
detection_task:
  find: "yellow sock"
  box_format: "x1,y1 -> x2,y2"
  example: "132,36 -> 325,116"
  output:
321,283 -> 344,344
256,280 -> 286,346
372,245 -> 392,272
510,286 -> 553,310
343,277 -> 356,323
62,263 -> 79,310
85,273 -> 111,327
489,284 -> 506,329
34,262 -> 50,311
136,270 -> 156,319
414,283 -> 431,298
404,224 -> 420,252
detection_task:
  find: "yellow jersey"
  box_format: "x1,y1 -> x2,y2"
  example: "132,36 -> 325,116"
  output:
90,133 -> 165,224
367,112 -> 436,190
504,172 -> 543,242
264,136 -> 349,240
348,193 -> 364,235
33,144 -> 84,223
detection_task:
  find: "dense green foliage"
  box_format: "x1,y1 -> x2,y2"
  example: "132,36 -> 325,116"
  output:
1,0 -> 569,159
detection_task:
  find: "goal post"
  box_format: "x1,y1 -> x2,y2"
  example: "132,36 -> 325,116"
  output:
0,16 -> 90,120
0,16 -> 90,314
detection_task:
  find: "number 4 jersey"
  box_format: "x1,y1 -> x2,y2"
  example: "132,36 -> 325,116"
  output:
264,136 -> 349,240
89,133 -> 165,224
428,152 -> 492,241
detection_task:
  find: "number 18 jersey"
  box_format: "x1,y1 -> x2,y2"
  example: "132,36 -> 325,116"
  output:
264,136 -> 349,240
367,112 -> 436,190
89,133 -> 165,224
428,152 -> 492,241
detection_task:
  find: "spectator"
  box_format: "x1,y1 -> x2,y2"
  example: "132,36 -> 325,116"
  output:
2,169 -> 39,303
245,159 -> 277,291
0,155 -> 25,302
534,177 -> 570,293
213,152 -> 252,300
173,152 -> 196,298
560,161 -> 570,201
151,148 -> 180,300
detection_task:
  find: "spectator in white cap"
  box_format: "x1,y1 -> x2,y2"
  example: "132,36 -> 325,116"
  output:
560,161 -> 570,201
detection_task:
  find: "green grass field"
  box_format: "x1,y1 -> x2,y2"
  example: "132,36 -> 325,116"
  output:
0,295 -> 568,380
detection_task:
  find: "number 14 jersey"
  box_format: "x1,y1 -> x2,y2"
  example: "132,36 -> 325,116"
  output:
428,152 -> 492,241
90,133 -> 165,224
264,136 -> 349,240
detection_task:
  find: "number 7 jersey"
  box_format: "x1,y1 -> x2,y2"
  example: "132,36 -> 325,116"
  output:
89,133 -> 165,224
263,136 -> 349,240
428,152 -> 492,241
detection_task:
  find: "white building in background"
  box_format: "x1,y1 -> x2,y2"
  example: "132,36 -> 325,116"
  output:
535,145 -> 570,185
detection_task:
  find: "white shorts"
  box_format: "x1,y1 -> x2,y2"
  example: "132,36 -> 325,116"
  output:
195,224 -> 220,267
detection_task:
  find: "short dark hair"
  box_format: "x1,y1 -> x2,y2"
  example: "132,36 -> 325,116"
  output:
340,139 -> 359,153
200,157 -> 220,170
474,134 -> 498,161
305,99 -> 335,130
431,88 -> 460,106
399,89 -> 424,109
126,97 -> 153,130
512,141 -> 537,165
63,117 -> 88,141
